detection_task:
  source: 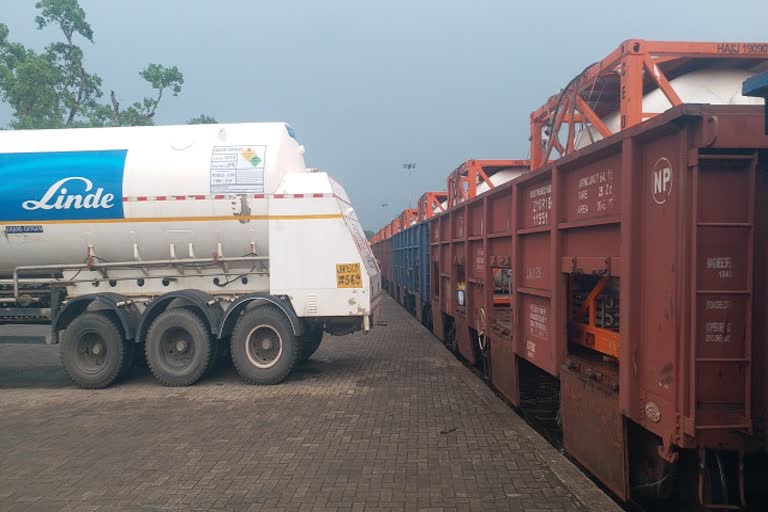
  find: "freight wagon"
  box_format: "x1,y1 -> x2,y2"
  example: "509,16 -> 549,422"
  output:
387,193 -> 447,325
372,40 -> 768,509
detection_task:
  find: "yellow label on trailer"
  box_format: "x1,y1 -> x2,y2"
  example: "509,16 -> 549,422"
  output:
336,263 -> 362,288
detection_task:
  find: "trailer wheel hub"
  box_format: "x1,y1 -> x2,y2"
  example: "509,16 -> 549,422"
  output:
158,327 -> 195,369
245,325 -> 282,369
74,331 -> 108,374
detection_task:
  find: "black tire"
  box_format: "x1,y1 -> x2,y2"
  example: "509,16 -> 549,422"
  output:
213,338 -> 231,365
145,308 -> 213,387
230,306 -> 300,385
181,307 -> 220,377
60,312 -> 127,389
204,337 -> 231,377
205,337 -> 219,376
120,338 -> 136,379
299,326 -> 324,363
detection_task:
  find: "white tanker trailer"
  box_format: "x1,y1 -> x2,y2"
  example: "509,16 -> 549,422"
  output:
0,122 -> 381,388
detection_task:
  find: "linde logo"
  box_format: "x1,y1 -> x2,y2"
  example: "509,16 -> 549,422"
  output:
22,177 -> 115,211
0,149 -> 126,221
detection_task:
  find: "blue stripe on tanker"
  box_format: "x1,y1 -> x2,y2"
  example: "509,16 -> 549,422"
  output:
0,150 -> 127,221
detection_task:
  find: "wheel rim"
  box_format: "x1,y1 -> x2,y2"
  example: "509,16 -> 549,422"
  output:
245,325 -> 282,369
74,330 -> 109,375
158,326 -> 196,371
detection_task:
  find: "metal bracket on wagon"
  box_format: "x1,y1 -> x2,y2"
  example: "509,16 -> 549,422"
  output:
136,289 -> 224,344
51,292 -> 141,345
218,293 -> 303,339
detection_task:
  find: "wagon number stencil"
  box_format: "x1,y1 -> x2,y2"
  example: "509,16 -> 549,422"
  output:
651,157 -> 673,205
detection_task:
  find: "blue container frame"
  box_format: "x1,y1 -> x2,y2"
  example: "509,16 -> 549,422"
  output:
391,221 -> 431,324
743,71 -> 768,134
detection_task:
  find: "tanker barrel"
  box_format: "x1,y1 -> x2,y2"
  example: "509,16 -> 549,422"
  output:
743,71 -> 768,134
0,122 -> 303,276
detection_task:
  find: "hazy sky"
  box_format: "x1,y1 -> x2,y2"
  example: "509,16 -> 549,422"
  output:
1,1 -> 766,230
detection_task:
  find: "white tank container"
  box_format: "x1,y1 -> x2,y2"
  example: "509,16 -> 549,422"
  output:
475,168 -> 527,195
575,68 -> 764,149
0,123 -> 306,274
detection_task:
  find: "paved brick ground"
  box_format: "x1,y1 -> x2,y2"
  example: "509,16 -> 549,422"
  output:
0,297 -> 618,512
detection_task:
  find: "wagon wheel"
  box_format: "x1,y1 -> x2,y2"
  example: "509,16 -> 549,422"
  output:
699,450 -> 730,508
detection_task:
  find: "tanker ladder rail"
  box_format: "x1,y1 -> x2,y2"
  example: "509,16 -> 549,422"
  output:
1,253 -> 270,305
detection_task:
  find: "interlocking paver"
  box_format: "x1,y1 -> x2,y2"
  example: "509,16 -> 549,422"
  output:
0,296 -> 619,511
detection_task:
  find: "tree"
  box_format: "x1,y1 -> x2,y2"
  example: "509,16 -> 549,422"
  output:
0,22 -> 66,129
364,229 -> 375,241
0,0 -> 211,129
95,64 -> 185,127
187,114 -> 218,125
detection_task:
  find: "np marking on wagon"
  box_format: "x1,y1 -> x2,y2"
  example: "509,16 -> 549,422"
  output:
651,157 -> 673,205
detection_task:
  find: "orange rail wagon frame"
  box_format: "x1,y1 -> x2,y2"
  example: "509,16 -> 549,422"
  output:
530,39 -> 768,169
447,160 -> 530,207
418,191 -> 447,221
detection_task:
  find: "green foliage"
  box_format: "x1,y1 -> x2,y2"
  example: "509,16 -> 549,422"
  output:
0,22 -> 62,129
35,0 -> 93,42
90,64 -> 186,127
141,64 -> 183,96
0,44 -> 63,129
364,229 -> 375,240
187,114 -> 218,125
0,0 -> 214,129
